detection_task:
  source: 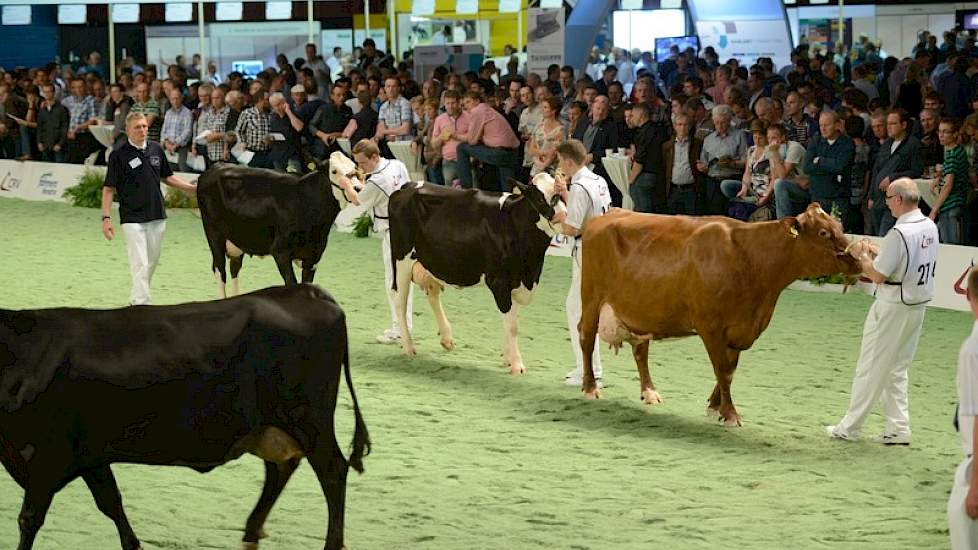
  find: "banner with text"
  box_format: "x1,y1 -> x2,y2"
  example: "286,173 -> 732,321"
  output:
526,8 -> 564,77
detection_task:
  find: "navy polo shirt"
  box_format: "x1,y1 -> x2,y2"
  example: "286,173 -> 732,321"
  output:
104,140 -> 172,224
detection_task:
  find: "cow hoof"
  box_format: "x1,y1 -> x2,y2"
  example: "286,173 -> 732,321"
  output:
583,388 -> 601,399
402,345 -> 417,356
440,338 -> 455,351
241,543 -> 259,550
705,407 -> 721,419
641,389 -> 663,404
722,417 -> 743,427
508,363 -> 526,375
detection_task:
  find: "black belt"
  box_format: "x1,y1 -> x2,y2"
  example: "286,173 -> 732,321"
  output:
883,281 -> 901,286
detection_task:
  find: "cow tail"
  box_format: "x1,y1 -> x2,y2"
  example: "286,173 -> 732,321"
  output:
343,336 -> 370,473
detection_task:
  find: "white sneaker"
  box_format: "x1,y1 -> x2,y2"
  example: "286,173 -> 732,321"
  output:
870,433 -> 911,446
375,328 -> 401,345
564,369 -> 603,388
824,425 -> 856,442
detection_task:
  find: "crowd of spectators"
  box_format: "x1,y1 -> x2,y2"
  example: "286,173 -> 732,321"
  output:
4,28 -> 978,244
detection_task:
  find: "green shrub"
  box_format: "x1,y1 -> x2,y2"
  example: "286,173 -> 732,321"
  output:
62,169 -> 106,208
165,187 -> 198,209
353,213 -> 372,238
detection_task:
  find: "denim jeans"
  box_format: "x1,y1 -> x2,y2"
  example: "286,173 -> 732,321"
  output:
248,150 -> 274,169
426,164 -> 444,185
667,184 -> 699,215
773,178 -> 811,219
17,126 -> 34,158
630,172 -> 662,213
441,159 -> 458,186
720,179 -> 748,201
39,148 -> 66,163
704,177 -> 732,215
938,206 -> 966,245
870,207 -> 896,237
456,143 -> 517,192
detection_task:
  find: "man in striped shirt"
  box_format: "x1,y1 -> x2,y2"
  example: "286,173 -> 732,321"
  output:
161,89 -> 192,172
61,78 -> 97,164
130,83 -> 162,143
232,91 -> 272,169
931,118 -> 969,244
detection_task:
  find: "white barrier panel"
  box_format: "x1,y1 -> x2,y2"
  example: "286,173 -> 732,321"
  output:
0,159 -> 197,203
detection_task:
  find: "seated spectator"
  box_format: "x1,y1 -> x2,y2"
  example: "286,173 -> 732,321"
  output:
663,113 -> 705,215
783,91 -> 817,148
36,84 -> 68,162
527,96 -> 566,176
343,90 -> 379,145
696,104 -> 747,215
452,91 -> 521,192
430,90 -> 466,186
775,111 -> 854,222
566,100 -> 588,141
161,89 -> 193,171
720,119 -> 774,211
268,92 -> 304,173
308,84 -> 352,158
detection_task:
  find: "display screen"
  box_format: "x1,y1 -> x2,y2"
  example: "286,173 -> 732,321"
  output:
2,5 -> 31,25
165,3 -> 192,22
112,4 -> 140,23
58,4 -> 87,25
231,60 -> 264,77
965,11 -> 978,31
655,35 -> 700,62
216,2 -> 243,21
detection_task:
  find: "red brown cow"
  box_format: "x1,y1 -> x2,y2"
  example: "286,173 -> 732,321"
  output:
578,203 -> 864,426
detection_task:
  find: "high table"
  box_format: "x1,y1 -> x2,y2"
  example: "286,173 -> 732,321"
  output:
601,154 -> 633,210
387,140 -> 424,182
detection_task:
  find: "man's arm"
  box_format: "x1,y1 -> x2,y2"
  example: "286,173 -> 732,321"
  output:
164,174 -> 197,194
285,103 -> 304,132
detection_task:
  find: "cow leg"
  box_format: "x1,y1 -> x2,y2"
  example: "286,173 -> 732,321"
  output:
306,439 -> 350,550
242,458 -> 301,549
82,466 -> 140,550
394,257 -> 417,355
272,252 -> 299,286
301,259 -> 317,285
423,281 -> 454,351
204,227 -> 228,298
229,254 -> 244,296
580,298 -> 601,399
501,305 -> 525,374
16,488 -> 55,550
632,341 -> 663,405
701,336 -> 743,427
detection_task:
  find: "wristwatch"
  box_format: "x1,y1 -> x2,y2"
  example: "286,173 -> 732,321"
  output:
101,215 -> 111,221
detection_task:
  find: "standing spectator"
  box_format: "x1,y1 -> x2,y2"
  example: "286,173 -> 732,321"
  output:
104,83 -> 133,147
304,43 -> 332,95
413,99 -> 441,183
918,108 -> 943,170
193,87 -> 229,169
852,64 -> 879,102
582,95 -> 620,203
160,89 -> 192,172
783,91 -> 818,148
267,92 -> 303,173
896,63 -> 925,119
11,86 -> 38,160
566,101 -> 588,141
696,105 -> 748,215
663,113 -> 704,215
845,116 -> 871,234
518,85 -> 544,140
947,268 -> 978,550
867,109 -> 922,236
930,118 -> 968,244
826,178 -> 938,445
775,111 -> 854,220
222,91 -> 244,161
706,65 -> 732,106
453,91 -> 521,192
100,112 -> 197,305
628,103 -> 668,213
61,78 -> 97,163
130,82 -> 162,144
375,77 -> 413,157
344,90 -> 378,146
526,96 -> 565,176
943,57 -> 974,119
36,84 -> 68,162
233,91 -> 272,169
594,64 -> 618,97
430,90 -> 465,186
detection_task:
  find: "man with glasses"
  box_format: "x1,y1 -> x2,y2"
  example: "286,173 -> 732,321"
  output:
826,178 -> 938,446
867,109 -> 923,236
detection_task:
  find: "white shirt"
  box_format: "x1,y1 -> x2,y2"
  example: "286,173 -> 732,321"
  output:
358,158 -> 410,232
958,320 -> 978,456
564,166 -> 611,232
890,139 -> 902,155
873,208 -> 939,305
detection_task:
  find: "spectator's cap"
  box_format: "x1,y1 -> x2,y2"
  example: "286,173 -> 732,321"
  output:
291,84 -> 306,94
749,118 -> 768,135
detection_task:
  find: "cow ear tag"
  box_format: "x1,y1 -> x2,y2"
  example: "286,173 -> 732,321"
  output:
789,226 -> 799,238
512,186 -> 522,195
307,162 -> 317,172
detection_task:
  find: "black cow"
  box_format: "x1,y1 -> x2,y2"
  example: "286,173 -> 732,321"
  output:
197,151 -> 358,297
388,174 -> 564,374
0,285 -> 369,550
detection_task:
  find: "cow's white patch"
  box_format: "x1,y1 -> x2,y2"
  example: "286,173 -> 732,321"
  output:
415,181 -> 424,189
225,240 -> 244,258
536,218 -> 558,238
231,277 -> 240,296
213,268 -> 227,299
511,284 -> 534,306
498,192 -> 511,210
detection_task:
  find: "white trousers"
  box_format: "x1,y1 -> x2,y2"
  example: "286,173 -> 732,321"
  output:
948,457 -> 978,550
567,245 -> 602,376
381,230 -> 413,331
121,220 -> 166,306
835,299 -> 926,437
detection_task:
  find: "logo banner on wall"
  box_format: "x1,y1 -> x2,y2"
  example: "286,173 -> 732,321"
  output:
695,19 -> 792,70
526,8 -> 564,77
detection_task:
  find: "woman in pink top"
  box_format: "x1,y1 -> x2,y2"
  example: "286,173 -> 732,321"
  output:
705,65 -> 733,106
527,96 -> 566,176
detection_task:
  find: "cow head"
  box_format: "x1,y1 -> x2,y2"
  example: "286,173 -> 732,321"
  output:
325,151 -> 365,207
785,203 -> 862,276
510,174 -> 567,237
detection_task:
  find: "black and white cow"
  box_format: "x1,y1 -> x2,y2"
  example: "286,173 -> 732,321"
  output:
197,152 -> 360,297
388,173 -> 565,374
0,285 -> 368,550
